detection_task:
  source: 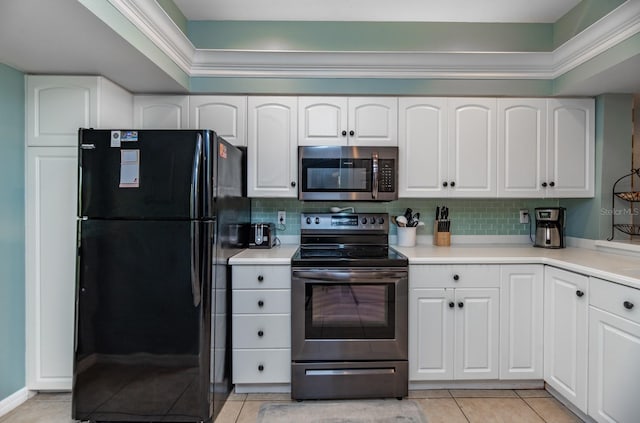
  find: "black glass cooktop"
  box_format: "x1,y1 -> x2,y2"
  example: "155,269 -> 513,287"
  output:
292,245 -> 408,267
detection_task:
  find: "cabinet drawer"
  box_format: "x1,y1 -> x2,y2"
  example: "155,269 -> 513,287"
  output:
590,277 -> 640,325
232,315 -> 291,348
410,265 -> 500,288
233,289 -> 290,314
233,349 -> 291,384
233,265 -> 291,289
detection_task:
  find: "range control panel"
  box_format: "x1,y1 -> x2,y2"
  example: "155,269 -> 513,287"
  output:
300,213 -> 389,231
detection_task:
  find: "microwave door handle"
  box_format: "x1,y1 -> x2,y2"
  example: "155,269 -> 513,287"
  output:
371,152 -> 379,199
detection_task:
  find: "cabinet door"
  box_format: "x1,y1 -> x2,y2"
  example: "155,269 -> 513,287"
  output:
499,265 -> 543,379
589,307 -> 640,423
348,97 -> 398,146
298,97 -> 348,146
133,95 -> 189,129
398,98 -> 448,197
546,99 -> 595,198
448,98 -> 497,197
454,288 -> 500,379
26,147 -> 78,390
247,97 -> 298,197
497,99 -> 546,198
26,75 -> 98,147
544,266 -> 589,413
189,96 -> 247,146
409,288 -> 454,380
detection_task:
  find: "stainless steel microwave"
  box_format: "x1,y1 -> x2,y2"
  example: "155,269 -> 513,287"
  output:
298,146 -> 398,201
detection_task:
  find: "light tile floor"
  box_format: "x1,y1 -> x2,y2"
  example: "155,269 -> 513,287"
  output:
0,389 -> 583,423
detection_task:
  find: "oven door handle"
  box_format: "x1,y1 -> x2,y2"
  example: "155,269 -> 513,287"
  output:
292,270 -> 406,281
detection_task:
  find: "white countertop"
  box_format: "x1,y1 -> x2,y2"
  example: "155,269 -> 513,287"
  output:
229,243 -> 640,290
229,244 -> 299,265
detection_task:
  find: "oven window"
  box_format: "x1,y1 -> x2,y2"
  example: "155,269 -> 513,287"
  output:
302,158 -> 371,192
305,283 -> 395,339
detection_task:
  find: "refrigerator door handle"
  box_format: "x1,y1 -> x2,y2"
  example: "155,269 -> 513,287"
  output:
190,222 -> 202,307
190,134 -> 203,219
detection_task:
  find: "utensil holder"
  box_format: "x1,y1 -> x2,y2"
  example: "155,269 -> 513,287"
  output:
397,226 -> 417,247
433,221 -> 451,247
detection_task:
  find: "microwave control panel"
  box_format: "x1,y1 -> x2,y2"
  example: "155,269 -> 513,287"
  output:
379,160 -> 395,192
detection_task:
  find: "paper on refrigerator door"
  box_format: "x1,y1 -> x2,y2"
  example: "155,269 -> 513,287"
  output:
119,149 -> 140,188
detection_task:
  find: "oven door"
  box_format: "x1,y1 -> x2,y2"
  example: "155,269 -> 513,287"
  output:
291,267 -> 408,361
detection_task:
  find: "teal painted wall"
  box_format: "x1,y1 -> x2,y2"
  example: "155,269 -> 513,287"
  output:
188,21 -> 552,52
0,64 -> 25,401
554,0 -> 625,48
562,94 -> 633,240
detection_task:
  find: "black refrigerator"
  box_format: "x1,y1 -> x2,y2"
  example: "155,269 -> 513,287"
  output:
72,129 -> 250,422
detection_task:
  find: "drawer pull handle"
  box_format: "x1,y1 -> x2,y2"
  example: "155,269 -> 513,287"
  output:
258,364 -> 264,372
453,274 -> 459,281
449,302 -> 455,308
257,275 -> 264,282
258,300 -> 264,308
458,302 -> 464,308
576,290 -> 584,298
624,301 -> 634,310
258,330 -> 264,337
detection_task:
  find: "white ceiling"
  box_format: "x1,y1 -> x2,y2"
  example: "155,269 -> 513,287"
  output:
173,0 -> 582,23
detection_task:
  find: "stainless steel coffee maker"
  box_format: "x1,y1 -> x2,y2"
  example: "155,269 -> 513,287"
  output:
534,207 -> 566,248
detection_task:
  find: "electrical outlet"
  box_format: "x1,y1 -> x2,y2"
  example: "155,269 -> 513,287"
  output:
519,209 -> 529,224
277,211 -> 286,225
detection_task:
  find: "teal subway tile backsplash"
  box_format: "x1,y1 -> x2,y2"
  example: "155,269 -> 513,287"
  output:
250,198 -> 559,237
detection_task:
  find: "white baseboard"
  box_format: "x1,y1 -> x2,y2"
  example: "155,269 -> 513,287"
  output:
0,387 -> 29,418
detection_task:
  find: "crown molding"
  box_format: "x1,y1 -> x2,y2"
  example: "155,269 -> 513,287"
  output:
107,0 -> 640,80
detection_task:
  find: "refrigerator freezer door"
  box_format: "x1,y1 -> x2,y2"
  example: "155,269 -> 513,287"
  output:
72,219 -> 214,422
78,129 -> 211,219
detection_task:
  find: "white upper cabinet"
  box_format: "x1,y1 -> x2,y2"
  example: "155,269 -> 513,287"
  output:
398,98 -> 448,197
247,97 -> 298,197
189,96 -> 247,146
447,98 -> 497,197
26,75 -> 132,147
546,98 -> 595,198
498,98 -> 594,198
497,99 -> 547,198
133,95 -> 189,129
298,97 -> 397,146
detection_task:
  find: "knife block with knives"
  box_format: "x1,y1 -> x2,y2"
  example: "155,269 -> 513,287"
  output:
433,206 -> 451,247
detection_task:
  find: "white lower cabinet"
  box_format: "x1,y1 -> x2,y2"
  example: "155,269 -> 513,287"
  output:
588,277 -> 640,423
499,265 -> 543,379
544,266 -> 589,413
231,264 -> 291,387
410,265 -> 500,381
25,147 -> 78,390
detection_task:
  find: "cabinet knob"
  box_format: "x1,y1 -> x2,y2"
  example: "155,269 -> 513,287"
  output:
549,181 -> 555,187
258,364 -> 264,372
458,302 -> 464,308
624,301 -> 634,310
576,290 -> 584,298
542,182 -> 548,187
442,181 -> 448,187
349,130 -> 355,136
341,130 -> 347,136
258,300 -> 264,308
450,181 -> 455,187
258,330 -> 264,337
449,302 -> 455,308
453,274 -> 460,281
291,181 -> 297,187
257,275 -> 264,282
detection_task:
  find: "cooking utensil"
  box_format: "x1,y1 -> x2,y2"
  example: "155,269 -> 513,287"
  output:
330,206 -> 355,213
396,215 -> 408,227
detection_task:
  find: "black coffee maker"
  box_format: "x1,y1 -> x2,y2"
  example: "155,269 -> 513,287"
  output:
534,207 -> 566,248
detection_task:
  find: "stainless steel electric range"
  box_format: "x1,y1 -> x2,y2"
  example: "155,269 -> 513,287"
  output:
291,212 -> 409,400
